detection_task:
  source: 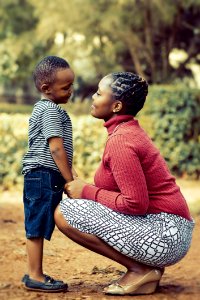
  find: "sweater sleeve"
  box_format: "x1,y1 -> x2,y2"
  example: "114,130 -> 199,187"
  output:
82,134 -> 149,215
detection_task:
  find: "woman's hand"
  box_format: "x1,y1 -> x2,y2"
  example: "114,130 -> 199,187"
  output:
64,178 -> 87,198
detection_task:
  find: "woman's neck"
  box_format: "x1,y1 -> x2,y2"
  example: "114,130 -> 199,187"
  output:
104,115 -> 133,135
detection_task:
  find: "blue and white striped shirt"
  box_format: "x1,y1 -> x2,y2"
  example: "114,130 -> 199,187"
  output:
22,99 -> 73,175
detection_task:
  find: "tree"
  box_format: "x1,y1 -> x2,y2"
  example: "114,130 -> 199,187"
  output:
30,0 -> 200,83
0,1 -> 35,81
1,0 -> 200,91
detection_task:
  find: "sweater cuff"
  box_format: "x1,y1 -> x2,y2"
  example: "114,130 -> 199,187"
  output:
81,184 -> 100,201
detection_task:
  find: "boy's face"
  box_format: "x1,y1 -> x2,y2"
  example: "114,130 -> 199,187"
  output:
47,68 -> 75,104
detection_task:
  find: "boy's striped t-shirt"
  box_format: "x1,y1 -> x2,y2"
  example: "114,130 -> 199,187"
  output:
22,99 -> 73,175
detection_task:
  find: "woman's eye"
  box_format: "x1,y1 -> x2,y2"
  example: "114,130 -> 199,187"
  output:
96,92 -> 101,96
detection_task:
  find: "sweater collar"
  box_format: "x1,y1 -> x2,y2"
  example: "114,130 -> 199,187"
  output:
104,115 -> 134,135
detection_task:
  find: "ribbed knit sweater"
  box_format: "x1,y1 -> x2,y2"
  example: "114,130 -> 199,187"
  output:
81,115 -> 191,221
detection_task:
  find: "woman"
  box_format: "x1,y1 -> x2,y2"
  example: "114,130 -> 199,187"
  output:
54,72 -> 194,295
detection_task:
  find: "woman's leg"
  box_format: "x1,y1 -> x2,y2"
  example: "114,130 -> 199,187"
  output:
54,206 -> 159,285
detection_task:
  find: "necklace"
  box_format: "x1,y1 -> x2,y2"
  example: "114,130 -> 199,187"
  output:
112,122 -> 125,135
106,122 -> 125,143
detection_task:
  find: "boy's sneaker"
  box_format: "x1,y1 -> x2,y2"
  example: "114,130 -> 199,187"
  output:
21,274 -> 68,292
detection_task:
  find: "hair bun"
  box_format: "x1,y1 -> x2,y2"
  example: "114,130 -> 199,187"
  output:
109,72 -> 148,116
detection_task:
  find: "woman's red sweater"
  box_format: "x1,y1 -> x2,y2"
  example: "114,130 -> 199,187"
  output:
81,115 -> 191,220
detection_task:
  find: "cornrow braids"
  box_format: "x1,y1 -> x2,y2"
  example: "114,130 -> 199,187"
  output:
33,56 -> 70,92
109,72 -> 148,116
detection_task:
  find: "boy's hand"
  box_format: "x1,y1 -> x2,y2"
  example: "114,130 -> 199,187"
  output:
65,178 -> 86,199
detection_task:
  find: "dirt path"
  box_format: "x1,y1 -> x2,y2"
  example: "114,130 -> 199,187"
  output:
0,200 -> 199,300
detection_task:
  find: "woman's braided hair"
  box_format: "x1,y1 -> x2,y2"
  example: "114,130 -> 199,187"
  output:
109,72 -> 148,116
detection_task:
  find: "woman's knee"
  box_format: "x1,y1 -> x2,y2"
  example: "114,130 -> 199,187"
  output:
54,205 -> 82,238
54,205 -> 70,231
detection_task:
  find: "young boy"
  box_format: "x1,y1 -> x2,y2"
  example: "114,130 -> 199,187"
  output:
21,56 -> 75,292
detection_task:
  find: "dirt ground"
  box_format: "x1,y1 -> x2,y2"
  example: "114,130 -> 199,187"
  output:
0,191 -> 200,300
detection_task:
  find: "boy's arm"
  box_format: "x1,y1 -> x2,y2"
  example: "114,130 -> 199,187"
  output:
48,136 -> 73,183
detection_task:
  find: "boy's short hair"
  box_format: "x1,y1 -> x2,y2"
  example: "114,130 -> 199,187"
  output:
33,56 -> 70,92
107,72 -> 148,116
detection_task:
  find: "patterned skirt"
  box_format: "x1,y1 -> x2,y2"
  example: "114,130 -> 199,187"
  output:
59,198 -> 195,268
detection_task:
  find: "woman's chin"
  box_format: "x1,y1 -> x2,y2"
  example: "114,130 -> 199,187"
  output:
90,112 -> 96,118
90,109 -> 96,117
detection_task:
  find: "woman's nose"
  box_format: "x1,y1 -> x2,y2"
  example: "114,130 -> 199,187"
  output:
92,93 -> 97,100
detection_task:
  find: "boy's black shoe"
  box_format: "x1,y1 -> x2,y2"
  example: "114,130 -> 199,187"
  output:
21,274 -> 68,292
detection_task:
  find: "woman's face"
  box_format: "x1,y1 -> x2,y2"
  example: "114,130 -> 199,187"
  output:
91,76 -> 117,121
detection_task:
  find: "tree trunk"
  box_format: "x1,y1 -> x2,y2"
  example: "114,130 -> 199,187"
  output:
143,1 -> 157,82
122,31 -> 146,79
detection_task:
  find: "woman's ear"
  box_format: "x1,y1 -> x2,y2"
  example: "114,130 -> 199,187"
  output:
41,83 -> 51,94
113,101 -> 123,113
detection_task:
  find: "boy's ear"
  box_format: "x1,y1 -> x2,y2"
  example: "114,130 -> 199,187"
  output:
41,83 -> 51,94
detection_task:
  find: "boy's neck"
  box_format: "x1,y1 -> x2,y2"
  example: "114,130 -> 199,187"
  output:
41,94 -> 55,103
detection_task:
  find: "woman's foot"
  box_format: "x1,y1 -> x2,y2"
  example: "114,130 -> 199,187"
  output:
103,269 -> 162,295
115,269 -> 149,286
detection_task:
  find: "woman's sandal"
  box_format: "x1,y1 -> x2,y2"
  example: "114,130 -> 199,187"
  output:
21,274 -> 68,292
103,269 -> 162,295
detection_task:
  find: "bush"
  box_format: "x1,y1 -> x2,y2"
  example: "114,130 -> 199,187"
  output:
142,85 -> 200,178
0,113 -> 106,189
1,85 -> 200,190
0,99 -> 92,115
0,113 -> 28,189
0,102 -> 33,114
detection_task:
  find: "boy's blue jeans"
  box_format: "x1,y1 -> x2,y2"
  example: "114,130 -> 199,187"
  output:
23,167 -> 65,240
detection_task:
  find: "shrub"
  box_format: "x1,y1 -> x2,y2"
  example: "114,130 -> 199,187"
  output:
0,113 -> 106,189
142,85 -> 200,178
0,102 -> 33,114
0,114 -> 28,189
1,85 -> 200,190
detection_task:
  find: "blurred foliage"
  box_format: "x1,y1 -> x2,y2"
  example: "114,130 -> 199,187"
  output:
0,102 -> 34,114
0,0 -> 36,82
28,0 -> 200,83
189,198 -> 200,215
0,99 -> 92,115
0,112 -> 106,189
0,113 -> 28,188
0,84 -> 200,190
143,85 -> 200,178
0,0 -> 200,90
0,0 -> 37,37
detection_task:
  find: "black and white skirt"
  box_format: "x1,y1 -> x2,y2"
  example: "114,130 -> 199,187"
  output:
59,198 -> 194,268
